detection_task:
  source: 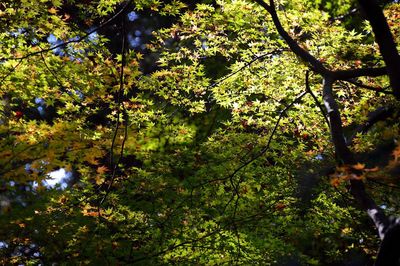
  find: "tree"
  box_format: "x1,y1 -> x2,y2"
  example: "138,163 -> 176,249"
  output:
0,0 -> 400,264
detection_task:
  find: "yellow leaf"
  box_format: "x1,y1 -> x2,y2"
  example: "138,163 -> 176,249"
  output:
48,7 -> 57,14
95,175 -> 105,185
84,152 -> 99,165
341,227 -> 352,235
65,164 -> 73,172
17,222 -> 26,228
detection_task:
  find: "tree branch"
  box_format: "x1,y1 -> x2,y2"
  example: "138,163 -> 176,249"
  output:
0,0 -> 131,62
322,77 -> 353,163
305,71 -> 330,128
342,79 -> 392,94
333,67 -> 387,80
322,76 -> 389,240
254,0 -> 399,260
253,0 -> 388,80
254,0 -> 328,75
375,221 -> 400,265
357,0 -> 400,99
99,14 -> 128,207
208,49 -> 286,89
347,106 -> 394,145
329,8 -> 359,23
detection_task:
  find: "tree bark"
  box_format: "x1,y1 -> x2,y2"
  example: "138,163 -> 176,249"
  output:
375,221 -> 400,265
357,0 -> 400,99
322,77 -> 390,241
253,0 -> 400,262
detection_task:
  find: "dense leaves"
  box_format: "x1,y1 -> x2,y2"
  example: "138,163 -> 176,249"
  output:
1,0 -> 400,265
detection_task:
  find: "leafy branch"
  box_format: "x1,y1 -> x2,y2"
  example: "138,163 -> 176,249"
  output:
253,0 -> 388,80
0,0 -> 132,62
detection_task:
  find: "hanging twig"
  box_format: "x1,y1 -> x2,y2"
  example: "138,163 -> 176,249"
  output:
99,14 -> 128,207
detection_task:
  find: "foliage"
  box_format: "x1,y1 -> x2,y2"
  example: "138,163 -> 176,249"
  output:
1,0 -> 400,265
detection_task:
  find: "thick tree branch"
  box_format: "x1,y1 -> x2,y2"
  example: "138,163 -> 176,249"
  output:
254,0 -> 328,75
357,0 -> 400,99
322,77 -> 389,240
254,0 -> 388,80
254,0 -> 400,260
322,77 -> 353,163
375,221 -> 400,265
333,67 -> 387,80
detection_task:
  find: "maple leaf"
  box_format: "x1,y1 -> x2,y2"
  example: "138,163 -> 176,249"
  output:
96,165 -> 109,174
330,177 -> 341,187
48,7 -> 57,14
275,202 -> 287,211
82,209 -> 100,217
17,222 -> 26,228
84,151 -> 101,165
95,175 -> 105,185
350,174 -> 364,180
352,163 -> 365,170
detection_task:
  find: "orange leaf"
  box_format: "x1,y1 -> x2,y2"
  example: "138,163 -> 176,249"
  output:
330,177 -> 341,187
95,175 -> 105,185
275,202 -> 286,211
352,163 -> 365,170
82,209 -> 99,217
392,145 -> 400,162
96,166 -> 109,175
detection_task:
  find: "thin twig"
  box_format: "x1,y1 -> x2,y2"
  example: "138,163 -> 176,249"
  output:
99,15 -> 128,206
367,179 -> 400,190
305,71 -> 330,128
0,60 -> 23,86
220,90 -> 308,215
329,8 -> 359,23
207,49 -> 285,90
343,79 -> 392,94
0,0 -> 131,62
40,52 -> 66,91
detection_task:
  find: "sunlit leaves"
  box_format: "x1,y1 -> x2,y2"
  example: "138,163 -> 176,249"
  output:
1,0 -> 400,264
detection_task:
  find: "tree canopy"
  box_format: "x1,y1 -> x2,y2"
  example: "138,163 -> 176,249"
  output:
1,0 -> 400,264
